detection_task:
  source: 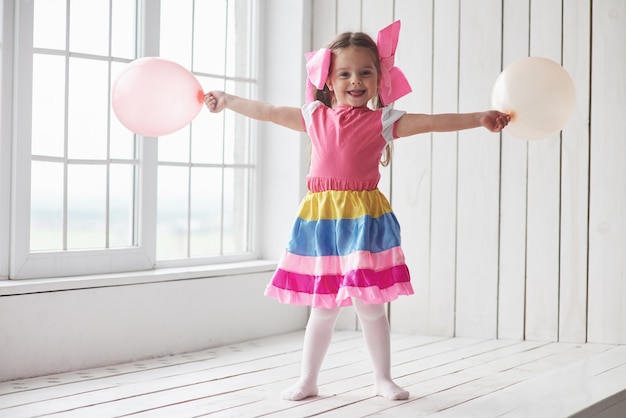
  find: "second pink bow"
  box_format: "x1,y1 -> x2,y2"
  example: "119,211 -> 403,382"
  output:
377,20 -> 412,105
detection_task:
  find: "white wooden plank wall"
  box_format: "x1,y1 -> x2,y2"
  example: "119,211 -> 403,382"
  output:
524,0 -> 562,342
310,0 -> 626,345
427,0 -> 458,338
455,0 -> 502,339
588,0 -> 626,345
498,0 -> 530,341
560,0 -> 591,344
384,0 -> 433,334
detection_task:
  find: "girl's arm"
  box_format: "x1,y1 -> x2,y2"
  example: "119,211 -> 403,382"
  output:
204,91 -> 305,132
395,110 -> 510,138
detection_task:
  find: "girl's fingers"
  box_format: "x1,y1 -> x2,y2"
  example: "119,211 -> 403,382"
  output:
204,94 -> 216,109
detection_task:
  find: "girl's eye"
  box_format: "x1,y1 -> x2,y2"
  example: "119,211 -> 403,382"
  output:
339,72 -> 350,78
361,70 -> 373,77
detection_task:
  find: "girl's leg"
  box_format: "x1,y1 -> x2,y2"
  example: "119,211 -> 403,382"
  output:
353,298 -> 409,400
282,306 -> 341,401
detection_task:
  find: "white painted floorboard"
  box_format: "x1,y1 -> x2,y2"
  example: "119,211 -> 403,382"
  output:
0,331 -> 625,417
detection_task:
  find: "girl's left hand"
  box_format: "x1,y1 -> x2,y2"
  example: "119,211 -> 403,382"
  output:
481,110 -> 511,133
204,91 -> 227,113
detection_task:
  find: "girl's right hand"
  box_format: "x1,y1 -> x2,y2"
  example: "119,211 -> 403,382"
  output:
480,110 -> 510,132
204,91 -> 227,113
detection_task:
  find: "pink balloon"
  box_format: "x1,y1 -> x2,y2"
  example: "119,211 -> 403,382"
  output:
112,57 -> 204,137
491,57 -> 576,141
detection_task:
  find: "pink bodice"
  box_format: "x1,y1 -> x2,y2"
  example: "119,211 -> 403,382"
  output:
302,102 -> 405,192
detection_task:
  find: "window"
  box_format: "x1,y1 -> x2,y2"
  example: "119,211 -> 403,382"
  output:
7,0 -> 258,279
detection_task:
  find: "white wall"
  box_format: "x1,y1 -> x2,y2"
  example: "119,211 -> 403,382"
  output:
0,270 -> 306,382
311,0 -> 626,344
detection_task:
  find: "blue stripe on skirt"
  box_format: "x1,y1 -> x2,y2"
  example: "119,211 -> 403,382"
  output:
287,212 -> 402,257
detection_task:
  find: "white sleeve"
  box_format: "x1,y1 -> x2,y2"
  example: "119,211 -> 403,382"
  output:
381,107 -> 406,143
301,101 -> 324,131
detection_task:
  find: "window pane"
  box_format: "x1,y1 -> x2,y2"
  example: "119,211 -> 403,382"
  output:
68,58 -> 109,159
30,161 -> 64,251
32,54 -> 65,158
69,0 -> 110,56
223,81 -> 252,165
110,61 -> 136,159
190,116 -> 224,165
155,0 -> 256,263
223,167 -> 249,253
157,166 -> 189,259
158,126 -> 190,163
224,110 -> 251,165
67,165 -> 107,249
193,0 -> 227,75
226,0 -> 252,78
109,163 -> 136,247
192,76 -> 225,165
111,0 -> 137,59
33,0 -> 66,50
160,0 -> 193,68
190,167 -> 223,257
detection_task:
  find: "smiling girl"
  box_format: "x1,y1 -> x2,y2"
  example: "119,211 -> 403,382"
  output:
204,21 -> 509,401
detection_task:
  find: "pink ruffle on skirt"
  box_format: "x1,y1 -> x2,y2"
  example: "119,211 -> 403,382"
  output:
265,265 -> 413,308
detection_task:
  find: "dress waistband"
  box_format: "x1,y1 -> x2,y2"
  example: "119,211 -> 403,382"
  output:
306,176 -> 378,192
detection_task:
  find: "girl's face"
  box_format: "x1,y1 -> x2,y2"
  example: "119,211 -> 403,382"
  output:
326,46 -> 379,108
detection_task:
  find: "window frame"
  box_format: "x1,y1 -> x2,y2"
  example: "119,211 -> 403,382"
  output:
5,0 -> 260,280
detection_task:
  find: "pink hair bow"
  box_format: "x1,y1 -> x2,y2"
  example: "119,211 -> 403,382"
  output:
305,48 -> 331,103
377,20 -> 412,105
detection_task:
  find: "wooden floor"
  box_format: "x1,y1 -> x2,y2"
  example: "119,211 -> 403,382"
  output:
1,331 -> 625,417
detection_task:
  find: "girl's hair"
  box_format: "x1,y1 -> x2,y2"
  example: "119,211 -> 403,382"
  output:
313,31 -> 393,167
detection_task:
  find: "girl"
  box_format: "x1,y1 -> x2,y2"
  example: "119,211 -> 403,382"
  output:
204,21 -> 509,401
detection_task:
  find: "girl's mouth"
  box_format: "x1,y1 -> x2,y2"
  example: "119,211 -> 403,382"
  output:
348,90 -> 366,97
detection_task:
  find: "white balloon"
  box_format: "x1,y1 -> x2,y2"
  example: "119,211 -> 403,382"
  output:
491,57 -> 576,140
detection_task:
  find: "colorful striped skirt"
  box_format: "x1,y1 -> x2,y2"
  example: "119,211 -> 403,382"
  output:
264,189 -> 414,308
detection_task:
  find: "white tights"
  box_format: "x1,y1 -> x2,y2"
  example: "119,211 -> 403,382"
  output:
281,299 -> 409,401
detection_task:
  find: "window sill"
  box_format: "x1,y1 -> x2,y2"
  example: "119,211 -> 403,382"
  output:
0,259 -> 278,296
